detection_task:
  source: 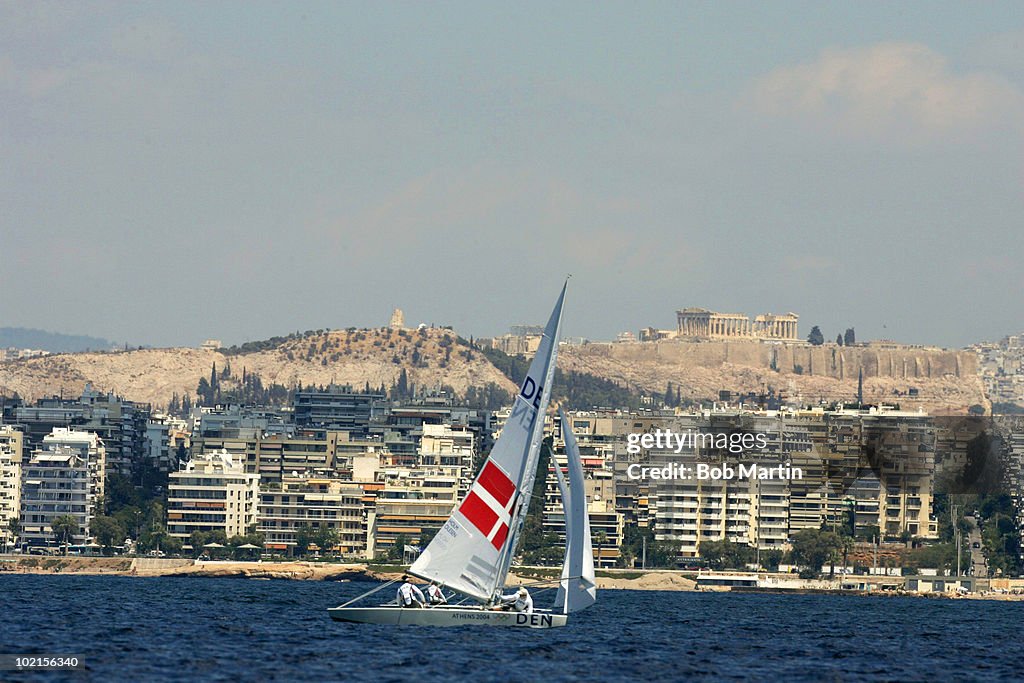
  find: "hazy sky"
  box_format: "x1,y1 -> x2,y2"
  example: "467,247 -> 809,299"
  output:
3,2 -> 1023,348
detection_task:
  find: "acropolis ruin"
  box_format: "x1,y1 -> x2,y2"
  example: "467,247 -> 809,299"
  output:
676,308 -> 799,341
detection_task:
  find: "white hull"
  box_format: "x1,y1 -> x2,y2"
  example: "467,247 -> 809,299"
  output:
328,605 -> 567,628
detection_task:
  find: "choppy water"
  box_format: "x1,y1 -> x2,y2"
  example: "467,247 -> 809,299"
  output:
1,575 -> 1020,681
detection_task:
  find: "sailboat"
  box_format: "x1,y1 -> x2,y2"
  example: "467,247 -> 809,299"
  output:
328,283 -> 596,627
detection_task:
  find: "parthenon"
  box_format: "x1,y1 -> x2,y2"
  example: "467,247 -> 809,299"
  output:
676,308 -> 799,341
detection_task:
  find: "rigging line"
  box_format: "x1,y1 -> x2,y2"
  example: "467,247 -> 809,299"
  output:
336,577 -> 399,608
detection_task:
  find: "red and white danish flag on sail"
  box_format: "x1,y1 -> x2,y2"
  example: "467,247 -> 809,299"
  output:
457,461 -> 517,550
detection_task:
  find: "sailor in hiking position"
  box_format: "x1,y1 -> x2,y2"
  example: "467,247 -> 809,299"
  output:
497,586 -> 533,613
425,581 -> 447,606
396,575 -> 426,608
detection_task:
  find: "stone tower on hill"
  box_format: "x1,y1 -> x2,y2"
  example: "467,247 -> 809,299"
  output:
389,308 -> 405,329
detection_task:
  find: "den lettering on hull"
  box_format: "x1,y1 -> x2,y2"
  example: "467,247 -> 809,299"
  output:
327,283 -> 597,628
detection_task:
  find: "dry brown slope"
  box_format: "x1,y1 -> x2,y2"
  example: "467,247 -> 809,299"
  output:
559,340 -> 986,414
0,328 -> 515,407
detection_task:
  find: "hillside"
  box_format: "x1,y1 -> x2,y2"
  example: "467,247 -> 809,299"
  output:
0,330 -> 987,415
0,327 -> 515,407
559,339 -> 987,414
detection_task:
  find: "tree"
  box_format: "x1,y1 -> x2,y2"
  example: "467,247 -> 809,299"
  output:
106,473 -> 141,511
51,515 -> 80,554
314,526 -> 339,555
807,326 -> 825,346
189,530 -> 208,555
161,535 -> 184,555
518,440 -> 564,566
520,532 -> 565,566
700,539 -> 755,570
385,533 -> 410,562
6,516 -> 21,551
836,334 -> 843,346
844,328 -> 855,346
789,529 -> 841,576
140,529 -> 171,553
113,505 -> 145,543
418,527 -> 438,549
594,531 -> 609,568
840,535 -> 854,574
295,525 -> 315,557
196,377 -> 212,406
91,515 -> 126,552
396,368 -> 409,398
761,549 -> 784,571
618,522 -> 679,568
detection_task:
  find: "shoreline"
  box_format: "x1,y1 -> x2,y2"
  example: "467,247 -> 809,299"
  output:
0,556 -> 696,590
4,556 -> 1021,600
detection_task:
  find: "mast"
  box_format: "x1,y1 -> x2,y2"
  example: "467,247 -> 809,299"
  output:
408,282 -> 566,603
491,281 -> 565,598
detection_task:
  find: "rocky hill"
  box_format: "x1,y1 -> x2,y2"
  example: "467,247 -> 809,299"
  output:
0,330 -> 988,415
0,327 -> 515,408
558,339 -> 986,414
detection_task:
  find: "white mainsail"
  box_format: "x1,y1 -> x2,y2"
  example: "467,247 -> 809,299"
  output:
410,283 -> 566,602
554,408 -> 597,614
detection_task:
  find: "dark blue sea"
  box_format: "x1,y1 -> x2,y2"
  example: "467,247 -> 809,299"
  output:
1,575 -> 1020,682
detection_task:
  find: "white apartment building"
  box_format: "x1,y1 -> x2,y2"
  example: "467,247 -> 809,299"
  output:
0,441 -> 21,549
42,428 -> 106,505
167,450 -> 260,540
0,425 -> 24,463
258,477 -> 367,557
419,423 -> 475,495
371,464 -> 463,556
20,446 -> 92,548
542,457 -> 625,568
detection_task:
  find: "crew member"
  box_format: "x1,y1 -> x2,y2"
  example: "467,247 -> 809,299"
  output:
396,575 -> 426,608
498,586 -> 533,613
425,581 -> 447,605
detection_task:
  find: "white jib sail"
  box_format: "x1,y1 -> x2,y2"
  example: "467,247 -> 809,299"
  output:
554,408 -> 597,614
410,283 -> 566,602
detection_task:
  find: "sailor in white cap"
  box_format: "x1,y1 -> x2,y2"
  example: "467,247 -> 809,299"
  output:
498,586 -> 534,614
